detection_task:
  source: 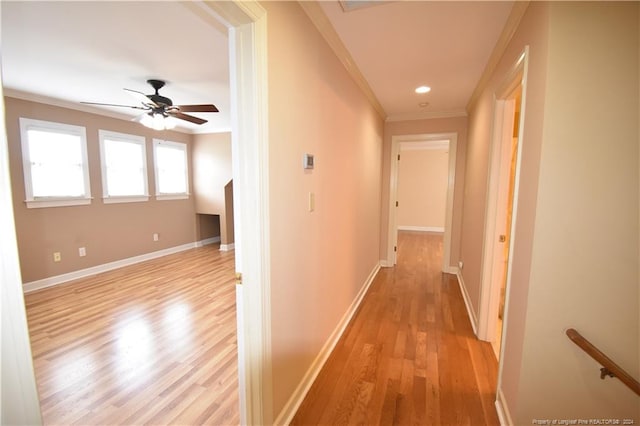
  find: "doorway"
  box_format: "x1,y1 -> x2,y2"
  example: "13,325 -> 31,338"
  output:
0,1 -> 271,425
477,48 -> 528,364
387,133 -> 458,273
492,89 -> 521,358
396,140 -> 450,235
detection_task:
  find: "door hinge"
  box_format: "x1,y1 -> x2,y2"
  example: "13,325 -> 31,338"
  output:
394,246 -> 397,252
397,154 -> 401,161
235,272 -> 243,285
499,235 -> 506,243
396,201 -> 399,207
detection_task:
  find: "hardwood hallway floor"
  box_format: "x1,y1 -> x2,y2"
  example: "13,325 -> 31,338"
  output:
24,244 -> 239,425
292,232 -> 500,425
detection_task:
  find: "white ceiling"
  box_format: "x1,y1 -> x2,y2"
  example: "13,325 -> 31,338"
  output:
320,0 -> 514,120
1,1 -> 230,134
1,1 -> 514,132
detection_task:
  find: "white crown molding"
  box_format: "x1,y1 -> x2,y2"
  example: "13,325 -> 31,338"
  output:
385,109 -> 468,122
4,89 -> 198,135
298,1 -> 387,119
338,1 -> 391,13
466,1 -> 530,111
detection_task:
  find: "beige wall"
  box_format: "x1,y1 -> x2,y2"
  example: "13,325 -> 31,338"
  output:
382,117 -> 467,268
397,148 -> 448,230
515,2 -> 639,422
192,132 -> 234,245
463,1 -> 639,422
263,1 -> 384,417
5,97 -> 197,283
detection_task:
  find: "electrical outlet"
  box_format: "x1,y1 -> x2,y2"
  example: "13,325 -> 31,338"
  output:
79,247 -> 86,257
53,252 -> 61,262
153,233 -> 159,242
458,261 -> 464,269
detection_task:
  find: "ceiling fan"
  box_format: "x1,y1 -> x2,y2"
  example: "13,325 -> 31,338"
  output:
82,79 -> 218,129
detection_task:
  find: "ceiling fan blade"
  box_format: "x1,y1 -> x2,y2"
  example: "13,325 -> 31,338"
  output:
124,88 -> 158,108
169,111 -> 207,125
81,101 -> 148,110
175,104 -> 219,113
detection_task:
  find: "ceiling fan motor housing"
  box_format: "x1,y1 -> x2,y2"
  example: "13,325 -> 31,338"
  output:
147,79 -> 173,107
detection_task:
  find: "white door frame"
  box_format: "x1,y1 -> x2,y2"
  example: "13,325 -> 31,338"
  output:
386,132 -> 458,273
199,2 -> 272,424
0,39 -> 44,425
477,47 -> 529,353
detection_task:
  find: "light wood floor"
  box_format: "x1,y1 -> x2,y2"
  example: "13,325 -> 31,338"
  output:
24,244 -> 239,425
292,232 -> 500,425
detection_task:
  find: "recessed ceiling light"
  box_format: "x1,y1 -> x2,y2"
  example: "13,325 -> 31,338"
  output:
419,102 -> 429,107
415,86 -> 431,94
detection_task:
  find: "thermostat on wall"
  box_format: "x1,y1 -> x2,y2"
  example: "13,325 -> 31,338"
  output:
303,154 -> 314,170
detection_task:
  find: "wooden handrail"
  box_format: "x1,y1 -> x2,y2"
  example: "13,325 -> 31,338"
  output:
566,328 -> 640,396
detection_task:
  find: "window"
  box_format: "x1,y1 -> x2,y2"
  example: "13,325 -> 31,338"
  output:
19,118 -> 91,208
99,130 -> 149,203
152,139 -> 189,200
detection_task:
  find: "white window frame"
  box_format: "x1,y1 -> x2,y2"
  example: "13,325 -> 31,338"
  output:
152,139 -> 189,200
19,118 -> 91,208
98,130 -> 149,204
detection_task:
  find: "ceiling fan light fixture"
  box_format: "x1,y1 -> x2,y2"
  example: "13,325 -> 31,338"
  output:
140,111 -> 176,131
84,80 -> 218,130
164,115 -> 177,130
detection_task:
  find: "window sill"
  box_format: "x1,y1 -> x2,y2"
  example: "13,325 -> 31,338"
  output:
156,194 -> 189,201
103,195 -> 150,204
25,197 -> 92,209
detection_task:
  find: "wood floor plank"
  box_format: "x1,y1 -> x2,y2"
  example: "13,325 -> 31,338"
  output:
24,244 -> 238,425
292,232 -> 500,425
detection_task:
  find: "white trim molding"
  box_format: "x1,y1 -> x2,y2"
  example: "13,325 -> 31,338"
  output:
220,243 -> 235,252
495,388 -> 513,426
23,240 -> 216,293
298,1 -> 386,119
385,109 -> 467,122
398,226 -> 444,233
387,133 -> 457,273
478,47 -> 529,346
196,236 -> 222,247
274,262 -> 381,425
455,268 -> 479,335
205,1 -> 273,424
1,76 -> 43,425
190,2 -> 272,423
466,1 -> 529,111
399,140 -> 449,151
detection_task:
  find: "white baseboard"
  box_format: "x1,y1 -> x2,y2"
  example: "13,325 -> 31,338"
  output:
397,225 -> 444,233
195,236 -> 221,247
220,243 -> 235,251
23,238 -> 218,293
455,267 -> 479,336
495,388 -> 512,426
443,265 -> 458,274
273,262 -> 382,425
